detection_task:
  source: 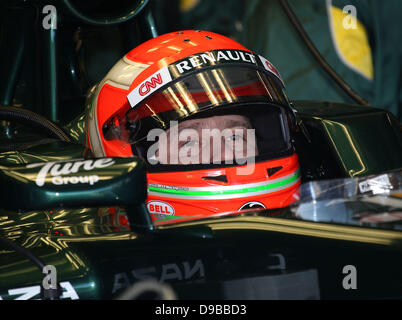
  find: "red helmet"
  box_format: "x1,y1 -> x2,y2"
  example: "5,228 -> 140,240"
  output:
87,30 -> 300,223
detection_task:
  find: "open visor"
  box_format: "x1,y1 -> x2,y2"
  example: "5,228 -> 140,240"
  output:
103,65 -> 293,167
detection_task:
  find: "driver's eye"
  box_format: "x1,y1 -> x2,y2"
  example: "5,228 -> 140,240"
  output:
228,135 -> 244,142
180,139 -> 200,149
183,140 -> 198,147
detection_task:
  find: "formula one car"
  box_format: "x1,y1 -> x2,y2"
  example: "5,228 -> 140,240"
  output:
0,0 -> 402,300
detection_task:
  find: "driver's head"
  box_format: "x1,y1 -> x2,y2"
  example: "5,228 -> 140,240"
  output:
87,30 -> 300,222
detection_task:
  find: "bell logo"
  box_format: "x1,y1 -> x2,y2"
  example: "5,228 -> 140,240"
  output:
139,73 -> 163,96
147,201 -> 175,216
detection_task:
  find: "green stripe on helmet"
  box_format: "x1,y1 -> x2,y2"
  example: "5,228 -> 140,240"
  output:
148,169 -> 300,199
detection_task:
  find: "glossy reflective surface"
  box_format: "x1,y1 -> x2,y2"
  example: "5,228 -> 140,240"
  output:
0,101 -> 401,299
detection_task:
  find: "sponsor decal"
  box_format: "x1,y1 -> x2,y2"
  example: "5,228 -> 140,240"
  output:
258,55 -> 283,84
147,200 -> 175,215
359,212 -> 402,224
171,49 -> 257,75
27,158 -> 115,187
112,259 -> 205,294
149,183 -> 190,192
238,201 -> 266,211
358,174 -> 392,195
2,282 -> 79,300
139,73 -> 163,96
127,66 -> 172,108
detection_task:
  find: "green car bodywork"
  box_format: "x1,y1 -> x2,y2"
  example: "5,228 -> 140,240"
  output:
0,100 -> 401,300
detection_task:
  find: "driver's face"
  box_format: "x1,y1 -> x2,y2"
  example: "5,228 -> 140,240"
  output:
155,115 -> 258,165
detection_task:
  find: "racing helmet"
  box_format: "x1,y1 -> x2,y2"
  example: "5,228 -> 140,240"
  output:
87,30 -> 301,223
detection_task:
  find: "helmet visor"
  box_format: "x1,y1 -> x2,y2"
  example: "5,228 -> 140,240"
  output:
103,66 -> 293,168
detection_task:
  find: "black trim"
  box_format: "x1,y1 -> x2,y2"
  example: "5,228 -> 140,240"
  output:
267,166 -> 283,177
202,175 -> 228,183
168,49 -> 270,80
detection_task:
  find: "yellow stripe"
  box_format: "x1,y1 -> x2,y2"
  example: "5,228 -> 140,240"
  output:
179,0 -> 200,12
160,216 -> 402,246
330,6 -> 374,80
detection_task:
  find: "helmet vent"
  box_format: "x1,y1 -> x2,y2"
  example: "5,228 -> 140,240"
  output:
205,36 -> 212,39
267,166 -> 283,177
202,175 -> 228,183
